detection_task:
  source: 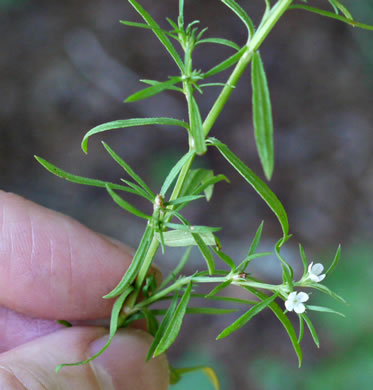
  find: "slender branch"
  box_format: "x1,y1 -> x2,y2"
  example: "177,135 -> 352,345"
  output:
203,0 -> 294,136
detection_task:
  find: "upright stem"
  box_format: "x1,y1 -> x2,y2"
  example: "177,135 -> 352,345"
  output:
203,0 -> 294,136
125,0 -> 294,313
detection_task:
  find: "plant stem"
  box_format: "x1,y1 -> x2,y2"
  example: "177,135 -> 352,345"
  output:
203,0 -> 294,136
135,274 -> 281,310
124,0 -> 294,316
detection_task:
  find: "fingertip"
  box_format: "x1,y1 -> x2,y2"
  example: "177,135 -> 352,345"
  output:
0,327 -> 170,390
89,328 -> 169,390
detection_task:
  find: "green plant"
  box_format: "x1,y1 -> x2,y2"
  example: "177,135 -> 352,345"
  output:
35,0 -> 373,388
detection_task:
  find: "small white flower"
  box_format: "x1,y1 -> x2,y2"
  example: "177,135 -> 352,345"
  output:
285,291 -> 309,314
307,262 -> 326,283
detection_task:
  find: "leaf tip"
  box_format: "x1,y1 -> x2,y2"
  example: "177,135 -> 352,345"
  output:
81,138 -> 88,154
56,364 -> 63,373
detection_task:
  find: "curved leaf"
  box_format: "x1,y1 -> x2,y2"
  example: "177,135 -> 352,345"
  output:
104,224 -> 153,298
56,286 -> 134,372
155,230 -> 216,247
204,46 -> 246,78
82,118 -> 188,153
248,287 -> 303,366
102,142 -> 155,198
193,233 -> 216,274
290,5 -> 373,31
208,138 -> 289,238
220,0 -> 255,39
217,292 -> 278,339
35,156 -> 138,195
153,282 -> 193,356
125,77 -> 181,102
251,51 -> 274,180
160,151 -> 195,196
197,37 -> 240,51
128,0 -> 184,70
106,184 -> 152,220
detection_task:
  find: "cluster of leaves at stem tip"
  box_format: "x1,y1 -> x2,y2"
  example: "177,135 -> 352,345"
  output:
34,0 -> 373,387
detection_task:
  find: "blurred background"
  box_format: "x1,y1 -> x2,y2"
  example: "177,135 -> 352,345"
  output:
1,0 -> 373,388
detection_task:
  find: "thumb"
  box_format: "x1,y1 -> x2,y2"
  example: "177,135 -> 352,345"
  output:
0,326 -> 169,390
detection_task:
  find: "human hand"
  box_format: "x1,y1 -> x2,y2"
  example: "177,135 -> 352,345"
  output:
0,190 -> 169,389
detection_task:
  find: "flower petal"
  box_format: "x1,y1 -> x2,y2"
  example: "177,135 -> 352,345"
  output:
309,273 -> 320,282
311,263 -> 324,275
294,302 -> 306,314
287,292 -> 298,300
317,274 -> 326,282
285,299 -> 295,312
297,292 -> 309,302
308,262 -> 314,273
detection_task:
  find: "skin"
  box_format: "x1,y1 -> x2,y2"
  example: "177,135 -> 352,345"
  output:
0,190 -> 169,389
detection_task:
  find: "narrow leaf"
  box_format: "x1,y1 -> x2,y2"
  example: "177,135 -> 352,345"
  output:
302,313 -> 320,348
248,221 -> 264,256
307,305 -> 345,317
299,244 -> 308,278
205,280 -> 232,298
82,118 -> 188,153
125,77 -> 181,102
275,239 -> 294,285
191,174 -> 230,201
128,0 -> 184,70
141,308 -> 159,336
120,179 -> 154,202
104,225 -> 153,298
311,283 -> 346,304
153,282 -> 193,356
120,20 -> 175,37
102,142 -> 154,198
328,0 -> 353,19
160,151 -> 195,196
190,96 -> 207,155
155,230 -> 216,247
204,46 -> 246,78
165,194 -> 205,206
298,314 -> 304,343
220,0 -> 255,38
252,51 -> 274,180
165,222 -> 221,233
197,38 -> 240,51
212,248 -> 236,270
193,233 -> 216,274
35,156 -> 139,195
237,252 -> 272,272
208,138 -> 289,238
289,5 -> 373,31
106,184 -> 151,220
153,307 -> 237,315
248,287 -> 303,366
140,78 -> 182,93
56,286 -> 134,372
325,244 -> 341,277
147,293 -> 179,360
217,292 -> 278,339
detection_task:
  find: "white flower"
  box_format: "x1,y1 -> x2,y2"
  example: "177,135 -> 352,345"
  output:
285,291 -> 309,314
307,262 -> 326,283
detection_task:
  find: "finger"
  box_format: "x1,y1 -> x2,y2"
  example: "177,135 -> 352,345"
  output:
0,190 -> 134,319
0,326 -> 169,390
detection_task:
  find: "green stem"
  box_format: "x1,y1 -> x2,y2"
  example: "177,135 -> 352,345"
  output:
122,0 -> 294,316
203,0 -> 294,136
135,274 -> 281,310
